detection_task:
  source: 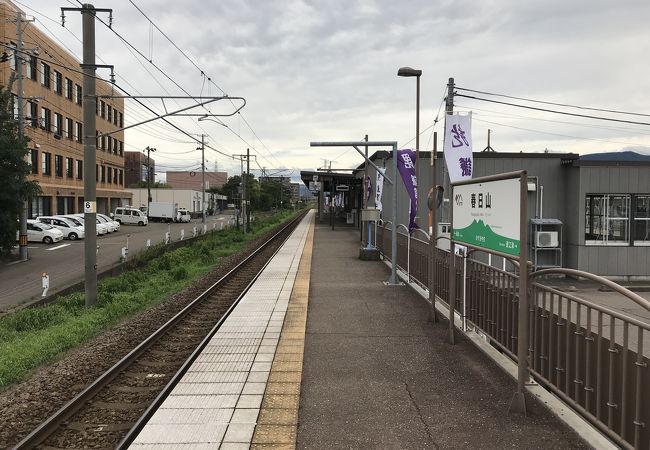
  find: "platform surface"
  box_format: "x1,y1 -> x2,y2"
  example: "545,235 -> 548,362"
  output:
130,211 -> 594,449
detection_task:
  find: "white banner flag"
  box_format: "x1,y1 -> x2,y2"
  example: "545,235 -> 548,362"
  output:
375,168 -> 386,212
443,113 -> 473,183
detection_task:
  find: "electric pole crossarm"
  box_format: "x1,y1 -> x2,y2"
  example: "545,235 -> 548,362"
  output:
97,97 -> 240,137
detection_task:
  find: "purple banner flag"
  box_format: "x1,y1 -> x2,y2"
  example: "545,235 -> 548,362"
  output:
397,149 -> 419,231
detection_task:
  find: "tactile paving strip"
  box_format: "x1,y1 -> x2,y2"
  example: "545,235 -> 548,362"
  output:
251,215 -> 314,449
129,212 -> 314,449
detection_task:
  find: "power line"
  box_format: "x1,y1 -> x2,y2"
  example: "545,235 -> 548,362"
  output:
456,86 -> 650,118
126,0 -> 283,169
455,93 -> 650,127
470,116 -> 650,149
454,103 -> 650,136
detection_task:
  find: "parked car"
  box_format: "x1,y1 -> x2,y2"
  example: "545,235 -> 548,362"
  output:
17,219 -> 64,244
65,214 -> 109,235
97,213 -> 120,231
36,216 -> 85,240
95,213 -> 117,232
114,207 -> 148,226
176,208 -> 191,223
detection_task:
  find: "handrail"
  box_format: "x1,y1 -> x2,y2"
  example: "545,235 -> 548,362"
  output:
532,267 -> 650,312
396,224 -> 409,234
531,282 -> 650,330
411,228 -> 430,240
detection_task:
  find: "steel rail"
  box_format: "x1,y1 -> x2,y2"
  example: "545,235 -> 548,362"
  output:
12,211 -> 307,450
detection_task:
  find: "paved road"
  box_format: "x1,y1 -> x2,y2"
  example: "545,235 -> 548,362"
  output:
0,214 -> 236,312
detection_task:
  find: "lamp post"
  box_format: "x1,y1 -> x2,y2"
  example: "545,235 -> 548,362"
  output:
397,66 -> 422,224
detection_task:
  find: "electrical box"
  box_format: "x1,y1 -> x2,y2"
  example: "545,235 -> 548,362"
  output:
536,231 -> 559,248
360,208 -> 380,221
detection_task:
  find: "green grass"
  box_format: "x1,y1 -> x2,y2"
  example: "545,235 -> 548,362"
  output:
0,210 -> 299,387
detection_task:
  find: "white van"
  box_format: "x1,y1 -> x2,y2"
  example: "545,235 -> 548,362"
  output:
114,207 -> 148,226
176,208 -> 191,223
36,216 -> 85,240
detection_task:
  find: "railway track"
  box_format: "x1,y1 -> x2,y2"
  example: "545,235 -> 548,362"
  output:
13,211 -> 306,450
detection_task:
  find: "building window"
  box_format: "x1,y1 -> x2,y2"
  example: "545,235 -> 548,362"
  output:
65,118 -> 73,139
55,154 -> 63,177
12,94 -> 18,120
41,107 -> 51,131
40,62 -> 50,88
119,140 -> 123,156
101,135 -> 106,151
65,78 -> 73,100
53,70 -> 62,94
31,149 -> 38,175
634,195 -> 650,245
585,194 -> 630,245
107,105 -> 112,123
42,152 -> 51,175
100,100 -> 105,118
75,84 -> 82,105
119,169 -> 123,185
28,102 -> 38,127
95,164 -> 98,182
118,111 -> 123,128
113,137 -> 118,154
76,122 -> 83,143
101,165 -> 105,182
107,166 -> 112,184
54,113 -> 63,136
76,160 -> 83,180
8,45 -> 16,71
113,109 -> 118,125
29,56 -> 37,80
66,157 -> 73,178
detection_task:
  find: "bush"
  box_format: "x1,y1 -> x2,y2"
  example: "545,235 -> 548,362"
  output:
171,266 -> 188,280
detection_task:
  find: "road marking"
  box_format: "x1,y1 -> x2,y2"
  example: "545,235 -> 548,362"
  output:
46,244 -> 71,251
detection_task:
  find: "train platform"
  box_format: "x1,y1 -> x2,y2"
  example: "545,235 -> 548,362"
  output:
129,210 -> 604,449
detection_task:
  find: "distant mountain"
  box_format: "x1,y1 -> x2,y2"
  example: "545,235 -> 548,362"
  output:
580,151 -> 650,161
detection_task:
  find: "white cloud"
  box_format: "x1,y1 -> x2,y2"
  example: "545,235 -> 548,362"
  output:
22,0 -> 650,178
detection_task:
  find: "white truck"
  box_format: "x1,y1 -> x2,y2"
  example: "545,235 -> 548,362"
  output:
147,202 -> 178,223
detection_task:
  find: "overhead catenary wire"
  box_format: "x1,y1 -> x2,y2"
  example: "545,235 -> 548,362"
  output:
125,0 -> 283,169
27,1 -> 276,170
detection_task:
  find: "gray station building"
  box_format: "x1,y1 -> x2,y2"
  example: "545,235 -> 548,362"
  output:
302,151 -> 650,280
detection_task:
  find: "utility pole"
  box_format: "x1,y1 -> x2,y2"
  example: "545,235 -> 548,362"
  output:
62,4 -> 112,307
443,77 -> 455,223
15,11 -> 33,261
246,147 -> 250,233
144,146 -> 156,214
82,5 -> 98,307
201,135 -> 205,224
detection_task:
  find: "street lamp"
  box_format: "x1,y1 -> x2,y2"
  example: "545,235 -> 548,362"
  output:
397,66 -> 422,224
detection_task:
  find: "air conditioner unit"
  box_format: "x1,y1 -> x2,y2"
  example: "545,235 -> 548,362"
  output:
536,231 -> 559,248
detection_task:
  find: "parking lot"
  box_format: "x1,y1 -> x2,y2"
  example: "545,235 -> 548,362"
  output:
0,214 -> 235,312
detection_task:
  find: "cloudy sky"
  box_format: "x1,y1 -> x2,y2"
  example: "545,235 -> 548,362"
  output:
20,0 -> 650,180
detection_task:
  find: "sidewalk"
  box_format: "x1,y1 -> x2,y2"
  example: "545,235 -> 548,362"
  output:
297,224 -> 590,449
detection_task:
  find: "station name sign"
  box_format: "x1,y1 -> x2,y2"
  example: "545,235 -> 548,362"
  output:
452,177 -> 520,256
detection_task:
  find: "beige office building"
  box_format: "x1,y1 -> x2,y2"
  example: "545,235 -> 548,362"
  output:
0,0 -> 130,216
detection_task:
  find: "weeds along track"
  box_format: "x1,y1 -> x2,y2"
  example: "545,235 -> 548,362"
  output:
12,211 -> 306,450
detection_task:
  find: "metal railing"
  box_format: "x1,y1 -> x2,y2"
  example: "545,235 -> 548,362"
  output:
375,223 -> 650,450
